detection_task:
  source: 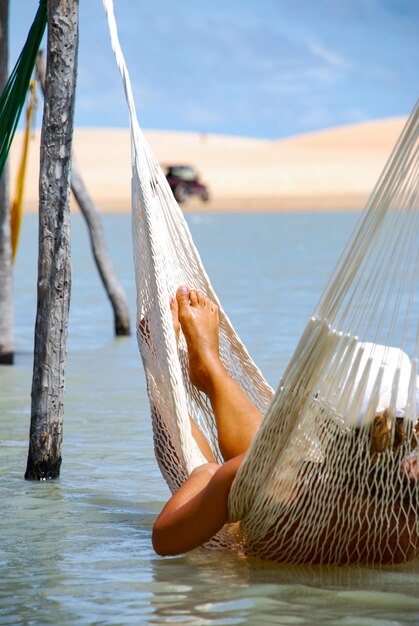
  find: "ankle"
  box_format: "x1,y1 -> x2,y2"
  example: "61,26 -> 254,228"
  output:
196,357 -> 229,397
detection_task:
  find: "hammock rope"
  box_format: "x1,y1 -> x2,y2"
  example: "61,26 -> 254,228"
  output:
10,81 -> 37,263
0,0 -> 46,180
103,0 -> 418,564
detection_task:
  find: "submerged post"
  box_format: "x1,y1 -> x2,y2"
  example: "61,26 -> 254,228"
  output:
25,0 -> 78,480
0,0 -> 14,365
36,51 -> 131,337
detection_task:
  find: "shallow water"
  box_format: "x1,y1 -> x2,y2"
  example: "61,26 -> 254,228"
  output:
1,212 -> 418,626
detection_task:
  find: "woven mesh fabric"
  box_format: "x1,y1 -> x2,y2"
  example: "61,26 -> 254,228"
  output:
104,0 -> 418,564
228,103 -> 419,564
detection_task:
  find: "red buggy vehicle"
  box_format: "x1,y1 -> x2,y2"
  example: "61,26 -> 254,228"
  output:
165,165 -> 210,204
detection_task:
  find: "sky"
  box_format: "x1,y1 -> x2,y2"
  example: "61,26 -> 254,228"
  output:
9,0 -> 419,139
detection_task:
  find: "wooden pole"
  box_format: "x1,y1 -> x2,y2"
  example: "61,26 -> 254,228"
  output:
36,51 -> 131,337
0,0 -> 14,365
25,0 -> 78,480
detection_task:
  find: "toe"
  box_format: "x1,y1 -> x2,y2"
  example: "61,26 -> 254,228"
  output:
197,290 -> 206,306
170,296 -> 180,344
210,300 -> 218,316
176,285 -> 190,311
169,295 -> 179,319
189,289 -> 199,307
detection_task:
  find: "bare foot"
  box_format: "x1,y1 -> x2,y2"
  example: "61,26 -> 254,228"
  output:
176,285 -> 226,393
169,296 -> 181,346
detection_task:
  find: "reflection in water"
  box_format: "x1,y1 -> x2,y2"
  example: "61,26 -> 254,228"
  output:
1,480 -> 78,625
1,213 -> 419,625
149,551 -> 419,624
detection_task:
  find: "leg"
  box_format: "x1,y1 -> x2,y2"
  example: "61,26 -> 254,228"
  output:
153,453 -> 245,556
170,295 -> 217,463
141,305 -> 216,465
176,285 -> 263,461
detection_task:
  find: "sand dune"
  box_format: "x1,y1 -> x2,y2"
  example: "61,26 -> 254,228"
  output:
9,117 -> 406,212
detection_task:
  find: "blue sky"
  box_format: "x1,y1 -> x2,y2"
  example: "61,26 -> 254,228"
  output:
9,0 -> 419,139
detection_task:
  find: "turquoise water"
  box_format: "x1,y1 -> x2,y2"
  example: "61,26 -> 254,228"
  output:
1,212 -> 419,625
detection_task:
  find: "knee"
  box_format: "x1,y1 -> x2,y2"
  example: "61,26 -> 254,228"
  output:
191,462 -> 220,479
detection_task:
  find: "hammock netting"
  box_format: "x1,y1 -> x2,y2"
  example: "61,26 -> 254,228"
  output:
0,0 -> 46,179
104,0 -> 418,565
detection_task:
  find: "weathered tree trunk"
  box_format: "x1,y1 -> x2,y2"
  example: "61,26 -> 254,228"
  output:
0,0 -> 14,365
71,166 -> 131,335
25,0 -> 78,480
36,51 -> 130,336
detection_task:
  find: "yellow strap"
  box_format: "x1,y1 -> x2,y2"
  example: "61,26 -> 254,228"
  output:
10,80 -> 37,263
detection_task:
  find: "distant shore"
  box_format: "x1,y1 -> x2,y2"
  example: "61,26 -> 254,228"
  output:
9,117 -> 406,213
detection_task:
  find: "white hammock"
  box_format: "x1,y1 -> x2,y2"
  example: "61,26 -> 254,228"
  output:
103,0 -> 419,564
